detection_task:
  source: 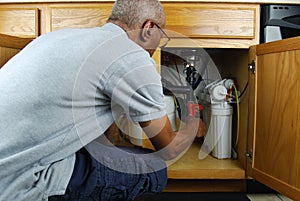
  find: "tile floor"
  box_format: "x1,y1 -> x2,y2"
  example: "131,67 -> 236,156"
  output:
247,194 -> 293,201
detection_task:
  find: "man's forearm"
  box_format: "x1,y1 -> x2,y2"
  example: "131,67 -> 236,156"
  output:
140,115 -> 204,160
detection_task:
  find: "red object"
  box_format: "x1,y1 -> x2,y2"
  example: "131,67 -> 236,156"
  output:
188,102 -> 203,117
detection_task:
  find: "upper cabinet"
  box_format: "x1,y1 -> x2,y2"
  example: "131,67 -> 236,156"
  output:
0,8 -> 39,37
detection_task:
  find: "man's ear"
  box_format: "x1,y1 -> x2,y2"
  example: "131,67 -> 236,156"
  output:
140,21 -> 154,42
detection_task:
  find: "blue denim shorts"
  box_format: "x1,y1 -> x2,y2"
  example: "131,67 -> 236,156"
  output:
48,145 -> 167,201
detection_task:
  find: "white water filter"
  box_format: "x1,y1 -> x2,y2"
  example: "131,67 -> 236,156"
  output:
127,95 -> 177,146
164,95 -> 177,131
211,103 -> 233,159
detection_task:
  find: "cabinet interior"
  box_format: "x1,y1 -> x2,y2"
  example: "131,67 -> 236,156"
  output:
161,48 -> 250,180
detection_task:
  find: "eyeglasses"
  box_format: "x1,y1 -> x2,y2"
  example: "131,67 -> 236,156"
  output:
154,23 -> 171,48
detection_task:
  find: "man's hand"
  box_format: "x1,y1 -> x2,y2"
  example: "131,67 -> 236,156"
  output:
185,116 -> 206,138
139,115 -> 206,160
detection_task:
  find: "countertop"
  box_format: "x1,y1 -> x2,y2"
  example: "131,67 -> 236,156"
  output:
0,0 -> 299,4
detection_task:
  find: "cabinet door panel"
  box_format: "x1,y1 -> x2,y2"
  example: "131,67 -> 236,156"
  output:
163,3 -> 258,39
50,4 -> 113,31
0,8 -> 39,37
0,34 -> 33,68
251,36 -> 300,200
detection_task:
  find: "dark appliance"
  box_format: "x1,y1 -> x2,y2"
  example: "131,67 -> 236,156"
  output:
261,4 -> 300,43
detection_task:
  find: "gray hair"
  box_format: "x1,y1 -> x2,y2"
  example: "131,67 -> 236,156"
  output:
108,0 -> 166,28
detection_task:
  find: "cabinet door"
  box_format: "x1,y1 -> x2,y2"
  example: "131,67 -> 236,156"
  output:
0,34 -> 33,68
249,36 -> 300,200
49,3 -> 113,32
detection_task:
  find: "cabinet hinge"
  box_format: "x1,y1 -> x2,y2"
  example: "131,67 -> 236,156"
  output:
245,150 -> 253,162
248,60 -> 256,74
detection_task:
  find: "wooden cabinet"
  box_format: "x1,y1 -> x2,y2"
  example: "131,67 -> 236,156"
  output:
162,35 -> 300,201
165,35 -> 300,199
248,36 -> 300,200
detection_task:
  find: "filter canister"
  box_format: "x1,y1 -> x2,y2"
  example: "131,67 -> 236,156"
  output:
210,103 -> 233,159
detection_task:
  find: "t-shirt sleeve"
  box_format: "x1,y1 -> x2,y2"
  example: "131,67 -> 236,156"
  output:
102,53 -> 166,122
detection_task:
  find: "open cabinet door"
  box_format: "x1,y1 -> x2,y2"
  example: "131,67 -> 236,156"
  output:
0,34 -> 33,68
248,36 -> 300,200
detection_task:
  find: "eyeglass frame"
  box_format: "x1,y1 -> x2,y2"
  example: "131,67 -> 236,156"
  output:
154,23 -> 171,48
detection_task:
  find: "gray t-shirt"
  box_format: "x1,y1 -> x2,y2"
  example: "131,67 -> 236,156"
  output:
0,23 -> 166,200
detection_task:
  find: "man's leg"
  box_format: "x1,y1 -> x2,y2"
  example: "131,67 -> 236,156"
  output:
48,146 -> 167,201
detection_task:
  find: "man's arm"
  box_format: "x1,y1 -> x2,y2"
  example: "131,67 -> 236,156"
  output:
139,115 -> 205,160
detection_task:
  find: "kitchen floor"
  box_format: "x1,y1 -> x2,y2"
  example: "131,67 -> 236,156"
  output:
247,194 -> 292,201
139,181 -> 294,201
139,193 -> 293,201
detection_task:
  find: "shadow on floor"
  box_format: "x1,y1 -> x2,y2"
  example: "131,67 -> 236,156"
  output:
138,192 -> 250,201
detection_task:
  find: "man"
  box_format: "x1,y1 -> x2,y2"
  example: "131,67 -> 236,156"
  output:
0,0 -> 204,200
